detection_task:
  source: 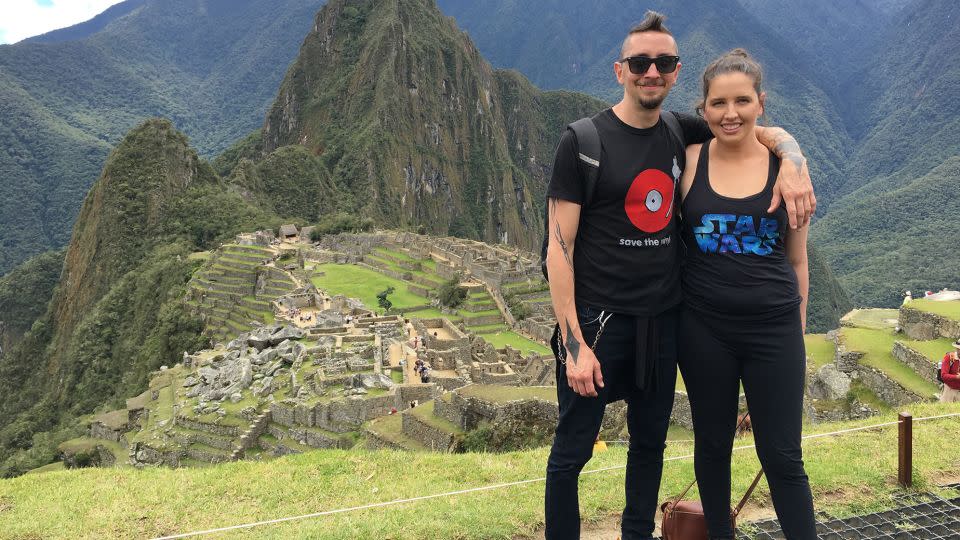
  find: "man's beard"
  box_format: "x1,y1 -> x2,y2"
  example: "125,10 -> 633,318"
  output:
638,95 -> 665,110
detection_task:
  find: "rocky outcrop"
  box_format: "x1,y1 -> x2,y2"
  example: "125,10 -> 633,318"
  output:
809,364 -> 852,400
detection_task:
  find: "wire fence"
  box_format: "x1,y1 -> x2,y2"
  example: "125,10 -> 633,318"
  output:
151,411 -> 960,540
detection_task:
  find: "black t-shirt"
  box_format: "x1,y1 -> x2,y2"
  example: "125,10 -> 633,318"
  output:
546,108 -> 713,316
680,140 -> 800,317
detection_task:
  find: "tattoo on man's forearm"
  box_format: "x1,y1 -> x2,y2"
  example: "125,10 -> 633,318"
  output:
769,129 -> 806,171
550,199 -> 574,270
564,319 -> 581,365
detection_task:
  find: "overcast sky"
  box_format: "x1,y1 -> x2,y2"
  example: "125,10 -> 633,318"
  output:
0,0 -> 126,44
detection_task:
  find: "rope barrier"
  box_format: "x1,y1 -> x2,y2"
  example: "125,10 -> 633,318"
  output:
150,410 -> 960,540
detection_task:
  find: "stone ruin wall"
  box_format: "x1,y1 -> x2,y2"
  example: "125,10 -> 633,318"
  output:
892,342 -> 940,384
900,306 -> 960,341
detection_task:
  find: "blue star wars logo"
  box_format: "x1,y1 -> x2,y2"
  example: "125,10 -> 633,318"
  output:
693,214 -> 780,255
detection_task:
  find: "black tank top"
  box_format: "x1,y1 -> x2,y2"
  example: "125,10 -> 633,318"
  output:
680,140 -> 800,317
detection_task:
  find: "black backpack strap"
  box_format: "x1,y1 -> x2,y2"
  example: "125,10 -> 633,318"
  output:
660,111 -> 686,168
567,117 -> 602,208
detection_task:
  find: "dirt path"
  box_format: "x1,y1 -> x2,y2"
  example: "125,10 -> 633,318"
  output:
517,504 -> 778,540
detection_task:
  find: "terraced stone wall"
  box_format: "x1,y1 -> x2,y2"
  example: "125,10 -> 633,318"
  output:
892,342 -> 940,384
900,306 -> 960,341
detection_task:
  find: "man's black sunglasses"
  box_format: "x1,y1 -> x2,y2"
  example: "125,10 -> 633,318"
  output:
619,55 -> 680,74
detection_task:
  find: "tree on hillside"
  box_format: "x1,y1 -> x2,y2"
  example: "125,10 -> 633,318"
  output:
438,274 -> 468,309
377,286 -> 395,312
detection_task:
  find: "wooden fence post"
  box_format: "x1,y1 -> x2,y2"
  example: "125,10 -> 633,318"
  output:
898,411 -> 912,488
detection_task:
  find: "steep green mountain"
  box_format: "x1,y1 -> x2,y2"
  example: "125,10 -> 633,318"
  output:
0,119 -> 271,477
254,0 -> 604,247
21,0 -> 149,44
806,244 -> 853,334
811,157 -> 960,307
833,0 -> 960,198
0,250 -> 64,355
808,0 -> 960,306
0,0 -> 325,274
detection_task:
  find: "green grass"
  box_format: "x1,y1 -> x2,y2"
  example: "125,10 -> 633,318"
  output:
374,247 -> 416,262
840,328 -> 940,398
906,299 -> 960,322
3,403 -> 958,539
458,308 -> 501,319
402,308 -> 452,320
187,251 -> 212,261
312,264 -> 430,310
805,333 -> 836,373
408,401 -> 463,435
456,385 -> 557,404
901,337 -> 955,363
24,462 -> 66,475
55,438 -> 130,470
479,331 -> 550,355
842,309 -> 900,330
849,379 -> 892,413
366,412 -> 428,450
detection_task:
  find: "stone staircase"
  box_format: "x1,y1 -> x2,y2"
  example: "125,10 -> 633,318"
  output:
230,410 -> 272,461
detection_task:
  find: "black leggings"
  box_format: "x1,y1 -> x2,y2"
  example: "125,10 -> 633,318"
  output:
678,306 -> 816,540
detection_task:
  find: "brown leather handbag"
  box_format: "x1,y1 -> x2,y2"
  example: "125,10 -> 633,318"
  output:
660,413 -> 764,540
660,469 -> 765,540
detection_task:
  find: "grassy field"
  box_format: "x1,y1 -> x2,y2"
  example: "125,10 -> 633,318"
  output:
480,330 -> 551,355
805,333 -> 836,373
841,309 -> 899,330
456,384 -> 558,404
312,263 -> 429,311
907,299 -> 960,322
840,328 -> 940,398
901,337 -> 955,363
3,403 -> 957,539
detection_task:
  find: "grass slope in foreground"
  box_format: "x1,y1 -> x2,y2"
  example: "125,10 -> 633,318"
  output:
3,403 -> 958,539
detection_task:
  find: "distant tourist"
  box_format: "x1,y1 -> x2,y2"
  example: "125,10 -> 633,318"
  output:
941,341 -> 960,402
542,12 -> 814,540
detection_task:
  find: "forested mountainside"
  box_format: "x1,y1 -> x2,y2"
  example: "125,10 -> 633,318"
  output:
0,119 -> 270,477
0,0 -> 324,274
248,0 -> 603,248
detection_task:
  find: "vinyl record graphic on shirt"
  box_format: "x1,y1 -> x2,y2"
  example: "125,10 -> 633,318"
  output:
624,169 -> 674,233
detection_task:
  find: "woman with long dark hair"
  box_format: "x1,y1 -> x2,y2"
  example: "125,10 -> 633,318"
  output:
677,49 -> 816,539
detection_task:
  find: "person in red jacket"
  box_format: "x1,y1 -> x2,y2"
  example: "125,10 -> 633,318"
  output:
941,340 -> 960,403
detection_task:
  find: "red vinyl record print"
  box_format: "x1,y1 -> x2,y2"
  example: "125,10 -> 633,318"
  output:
624,169 -> 674,233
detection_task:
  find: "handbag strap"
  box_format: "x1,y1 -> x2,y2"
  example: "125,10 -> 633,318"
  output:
733,468 -> 765,517
669,412 -> 754,509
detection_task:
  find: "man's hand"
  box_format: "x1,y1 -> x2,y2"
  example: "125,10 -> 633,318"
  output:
770,156 -> 816,228
755,126 -> 817,228
565,346 -> 604,397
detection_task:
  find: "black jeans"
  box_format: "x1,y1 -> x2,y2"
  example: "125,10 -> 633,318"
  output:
678,305 -> 816,540
545,305 -> 678,540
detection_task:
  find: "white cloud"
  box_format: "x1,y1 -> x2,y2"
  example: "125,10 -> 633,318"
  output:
0,0 -> 127,44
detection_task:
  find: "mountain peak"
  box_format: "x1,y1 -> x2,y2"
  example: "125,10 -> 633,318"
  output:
261,0 -> 604,248
52,118 -> 216,342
